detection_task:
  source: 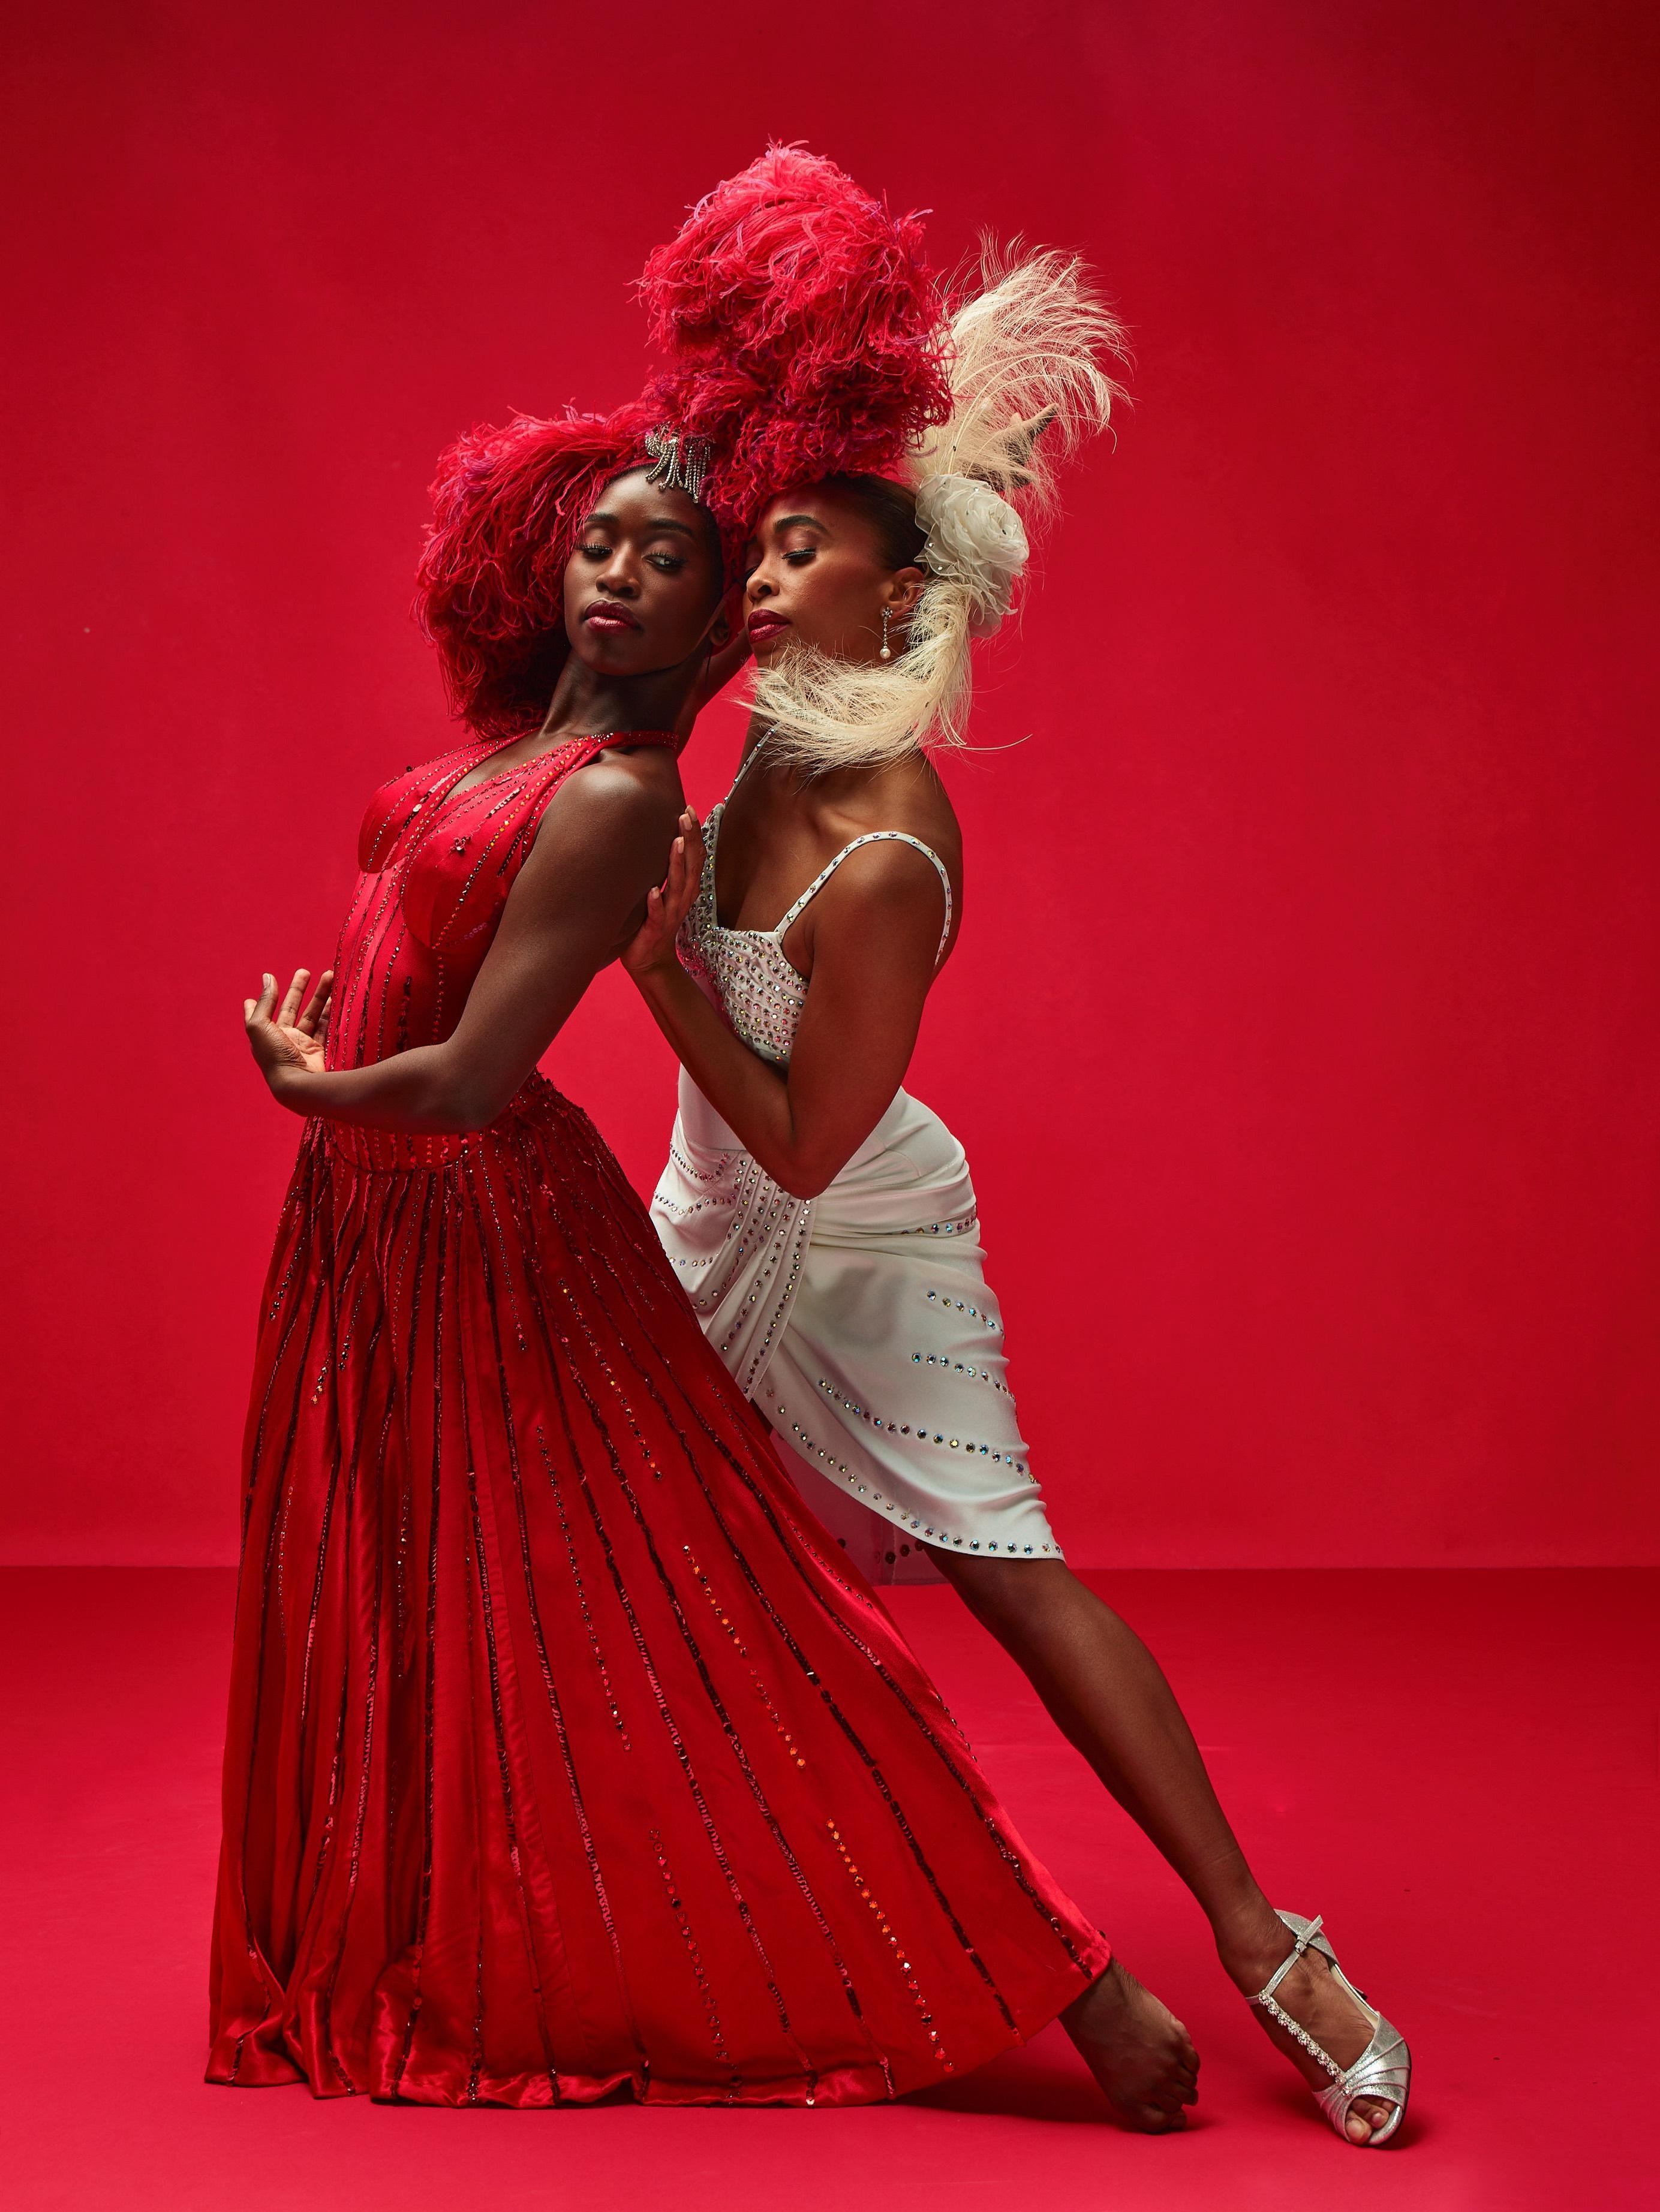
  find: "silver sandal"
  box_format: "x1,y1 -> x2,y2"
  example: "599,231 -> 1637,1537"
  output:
1250,1910 -> 1410,2145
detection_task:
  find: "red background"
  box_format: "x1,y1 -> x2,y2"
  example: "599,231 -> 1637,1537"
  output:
5,0 -> 1656,1569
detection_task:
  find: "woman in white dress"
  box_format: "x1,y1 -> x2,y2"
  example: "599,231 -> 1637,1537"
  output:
624,256 -> 1409,2149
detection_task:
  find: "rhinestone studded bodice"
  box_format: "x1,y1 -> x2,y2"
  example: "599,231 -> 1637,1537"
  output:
329,728 -> 682,1073
677,750 -> 954,1066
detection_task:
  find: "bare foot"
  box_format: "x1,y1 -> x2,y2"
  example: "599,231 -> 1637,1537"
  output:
1061,1959 -> 1199,2132
1223,1925 -> 1399,2144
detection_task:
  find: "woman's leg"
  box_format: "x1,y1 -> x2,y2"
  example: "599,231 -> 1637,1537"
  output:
932,1555 -> 1396,2144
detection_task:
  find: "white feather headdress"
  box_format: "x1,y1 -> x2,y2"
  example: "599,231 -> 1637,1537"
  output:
751,246 -> 1129,774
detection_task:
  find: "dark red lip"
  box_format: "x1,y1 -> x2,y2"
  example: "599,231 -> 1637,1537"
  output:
583,601 -> 640,631
747,610 -> 790,642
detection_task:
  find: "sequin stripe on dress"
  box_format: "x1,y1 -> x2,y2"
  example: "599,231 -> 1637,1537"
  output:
382,1173 -> 441,1496
330,877 -> 399,1072
215,1167 -> 329,2079
448,1205 -> 575,2100
423,750 -> 588,954
359,741 -> 494,872
299,1639 -> 357,2091
285,1236 -> 353,1829
647,1824 -> 743,2093
542,1208 -> 1093,1984
457,1442 -> 563,2100
381,1175 -> 437,1888
507,1183 -> 866,2087
322,1191 -> 379,1386
539,1424 -> 633,1750
288,1202 -> 394,2093
309,1260 -> 402,2093
240,1136 -> 334,1547
531,1428 -> 659,2061
533,1311 -> 823,2097
464,1132 -> 533,1356
549,1279 -> 886,2057
456,1150 -> 651,2081
513,1168 -> 1035,2028
341,766 -> 463,1060
458,1444 -> 489,2106
387,1182 -> 452,2100
258,1206 -> 337,1708
824,1820 -> 949,2075
673,1540 -> 897,2095
222,1224 -> 333,2079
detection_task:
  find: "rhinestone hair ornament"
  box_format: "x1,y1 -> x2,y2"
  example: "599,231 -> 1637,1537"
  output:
642,425 -> 714,506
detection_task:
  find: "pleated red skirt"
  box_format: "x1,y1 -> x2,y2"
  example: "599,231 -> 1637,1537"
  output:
208,1078 -> 1110,2106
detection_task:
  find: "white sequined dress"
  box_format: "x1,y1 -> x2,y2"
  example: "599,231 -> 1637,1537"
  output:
651,748 -> 1063,1582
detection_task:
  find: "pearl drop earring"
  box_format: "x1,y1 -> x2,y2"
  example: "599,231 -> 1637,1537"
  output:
880,606 -> 893,660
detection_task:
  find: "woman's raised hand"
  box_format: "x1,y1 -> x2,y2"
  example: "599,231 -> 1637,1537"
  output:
622,809 -> 705,980
243,966 -> 333,1093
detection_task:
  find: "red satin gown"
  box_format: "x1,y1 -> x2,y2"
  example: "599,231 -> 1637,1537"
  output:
208,728 -> 1111,2106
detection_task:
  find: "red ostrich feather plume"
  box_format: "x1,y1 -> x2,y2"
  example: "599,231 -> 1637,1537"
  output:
641,143 -> 953,531
415,148 -> 951,738
416,399 -> 655,740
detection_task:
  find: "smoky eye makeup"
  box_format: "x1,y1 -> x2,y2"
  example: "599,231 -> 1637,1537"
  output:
776,519 -> 827,559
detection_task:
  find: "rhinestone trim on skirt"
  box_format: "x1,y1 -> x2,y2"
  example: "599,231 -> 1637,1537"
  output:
653,1076 -> 1063,1575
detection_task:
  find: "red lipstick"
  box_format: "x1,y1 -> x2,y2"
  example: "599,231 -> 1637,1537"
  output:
583,601 -> 640,632
747,610 -> 790,643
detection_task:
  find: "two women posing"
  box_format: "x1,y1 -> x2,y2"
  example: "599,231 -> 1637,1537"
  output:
219,149 -> 1406,2145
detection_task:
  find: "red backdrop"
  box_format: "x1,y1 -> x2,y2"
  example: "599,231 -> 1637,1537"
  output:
5,1 -> 1656,1567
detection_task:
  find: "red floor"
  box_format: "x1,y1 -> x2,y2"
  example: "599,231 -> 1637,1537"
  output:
4,1567 -> 1653,2211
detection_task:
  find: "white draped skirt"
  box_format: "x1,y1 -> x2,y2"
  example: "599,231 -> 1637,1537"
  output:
652,1072 -> 1063,1578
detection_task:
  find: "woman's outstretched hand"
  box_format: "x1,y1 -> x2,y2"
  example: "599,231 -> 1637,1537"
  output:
621,810 -> 705,981
243,967 -> 333,1096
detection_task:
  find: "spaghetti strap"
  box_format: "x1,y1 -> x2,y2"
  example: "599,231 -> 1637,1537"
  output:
705,730 -> 773,880
726,733 -> 772,798
774,832 -> 955,966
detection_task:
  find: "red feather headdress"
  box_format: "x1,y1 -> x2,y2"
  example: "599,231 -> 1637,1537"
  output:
416,146 -> 951,740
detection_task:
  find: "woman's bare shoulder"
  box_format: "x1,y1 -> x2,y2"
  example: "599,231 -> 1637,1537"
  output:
526,745 -> 685,878
825,752 -> 961,859
569,742 -> 685,820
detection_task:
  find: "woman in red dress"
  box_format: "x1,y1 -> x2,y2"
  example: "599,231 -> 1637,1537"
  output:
207,151 -> 1197,2123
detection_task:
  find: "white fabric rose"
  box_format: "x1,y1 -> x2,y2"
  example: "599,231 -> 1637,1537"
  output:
914,473 -> 1029,634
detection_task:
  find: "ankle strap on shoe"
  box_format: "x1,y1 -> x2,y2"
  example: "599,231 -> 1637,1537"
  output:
1255,1915 -> 1325,2005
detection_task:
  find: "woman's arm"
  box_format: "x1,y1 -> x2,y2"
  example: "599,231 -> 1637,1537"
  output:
243,761 -> 681,1132
624,811 -> 946,1199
